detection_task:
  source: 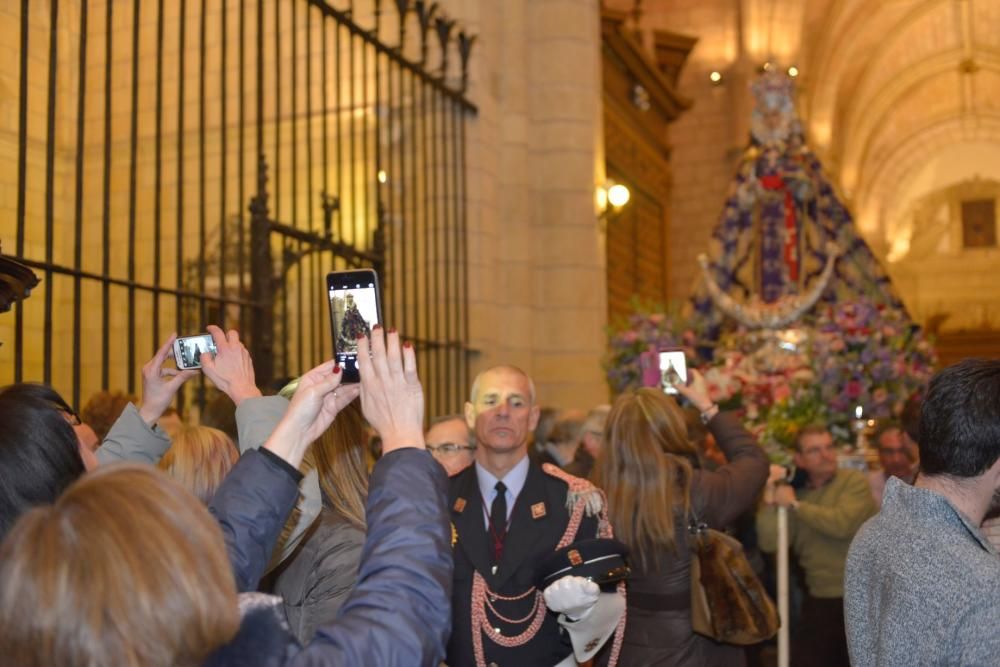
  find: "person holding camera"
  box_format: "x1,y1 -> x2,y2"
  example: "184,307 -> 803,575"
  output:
0,327 -> 453,666
757,425 -> 876,667
592,370 -> 768,666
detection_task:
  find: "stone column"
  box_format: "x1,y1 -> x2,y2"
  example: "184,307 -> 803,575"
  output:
525,0 -> 607,409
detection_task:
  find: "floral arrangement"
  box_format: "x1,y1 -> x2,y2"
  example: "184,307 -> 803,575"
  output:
808,300 -> 936,438
605,298 -> 937,461
604,300 -> 700,394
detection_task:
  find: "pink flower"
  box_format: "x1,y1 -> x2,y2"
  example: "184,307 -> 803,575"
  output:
845,381 -> 862,399
772,383 -> 792,402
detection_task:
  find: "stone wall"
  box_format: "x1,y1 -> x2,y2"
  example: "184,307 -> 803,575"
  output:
0,0 -> 610,412
447,0 -> 608,411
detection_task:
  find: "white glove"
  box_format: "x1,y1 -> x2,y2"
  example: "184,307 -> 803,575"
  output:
543,575 -> 600,621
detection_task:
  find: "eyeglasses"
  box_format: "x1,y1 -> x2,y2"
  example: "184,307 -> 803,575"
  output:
426,443 -> 476,455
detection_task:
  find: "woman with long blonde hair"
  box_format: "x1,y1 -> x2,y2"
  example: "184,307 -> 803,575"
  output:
593,374 -> 768,666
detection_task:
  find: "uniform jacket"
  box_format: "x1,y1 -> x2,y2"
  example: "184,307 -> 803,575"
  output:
447,460 -> 601,667
209,447 -> 453,665
618,412 -> 768,667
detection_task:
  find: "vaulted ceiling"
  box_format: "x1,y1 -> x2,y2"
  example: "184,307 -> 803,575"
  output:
616,0 -> 1000,261
797,0 -> 1000,260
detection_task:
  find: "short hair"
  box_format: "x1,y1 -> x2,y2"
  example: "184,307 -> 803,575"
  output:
874,421 -> 902,447
794,424 -> 831,452
582,405 -> 611,435
81,390 -> 136,440
0,464 -> 239,667
429,413 -> 466,427
0,388 -> 86,539
549,410 -> 587,446
533,406 -> 559,447
157,426 -> 240,504
469,365 -> 536,404
919,359 -> 1000,478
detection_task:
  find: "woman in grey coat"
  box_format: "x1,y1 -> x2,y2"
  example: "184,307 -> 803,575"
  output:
270,397 -> 370,643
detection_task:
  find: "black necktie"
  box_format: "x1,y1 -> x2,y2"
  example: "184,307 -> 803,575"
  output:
490,481 -> 508,562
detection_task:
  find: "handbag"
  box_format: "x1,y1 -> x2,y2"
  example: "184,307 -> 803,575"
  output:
688,515 -> 779,645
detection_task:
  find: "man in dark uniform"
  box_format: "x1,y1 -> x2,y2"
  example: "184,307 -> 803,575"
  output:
447,365 -> 625,667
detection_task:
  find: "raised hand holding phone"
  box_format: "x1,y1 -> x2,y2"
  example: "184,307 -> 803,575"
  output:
658,349 -> 688,395
172,333 -> 218,370
264,360 -> 362,469
357,326 -> 425,454
138,333 -> 199,426
327,269 -> 383,383
200,325 -> 262,406
674,368 -> 715,413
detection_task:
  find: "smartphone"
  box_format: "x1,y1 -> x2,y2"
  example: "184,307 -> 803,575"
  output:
327,268 -> 383,383
658,349 -> 688,395
173,333 -> 217,370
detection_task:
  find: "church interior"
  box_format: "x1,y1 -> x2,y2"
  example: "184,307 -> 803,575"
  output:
1,0 -> 997,414
0,2 -> 998,666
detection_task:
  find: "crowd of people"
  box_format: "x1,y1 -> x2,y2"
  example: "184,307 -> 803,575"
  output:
0,321 -> 998,666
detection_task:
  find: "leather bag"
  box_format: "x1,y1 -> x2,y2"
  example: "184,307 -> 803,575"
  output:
689,518 -> 779,645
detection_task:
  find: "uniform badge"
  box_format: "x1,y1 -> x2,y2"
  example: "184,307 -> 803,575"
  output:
453,497 -> 467,513
451,522 -> 458,548
568,549 -> 583,566
531,502 -> 546,519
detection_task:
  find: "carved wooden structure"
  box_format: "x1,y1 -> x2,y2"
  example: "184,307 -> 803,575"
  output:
602,9 -> 694,321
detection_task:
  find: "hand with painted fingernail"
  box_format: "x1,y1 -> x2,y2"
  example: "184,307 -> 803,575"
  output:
357,327 -> 425,454
264,360 -> 361,468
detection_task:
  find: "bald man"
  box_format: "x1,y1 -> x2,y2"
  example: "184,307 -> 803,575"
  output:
446,365 -> 624,667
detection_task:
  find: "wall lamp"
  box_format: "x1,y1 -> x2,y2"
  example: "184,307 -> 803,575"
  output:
597,181 -> 631,224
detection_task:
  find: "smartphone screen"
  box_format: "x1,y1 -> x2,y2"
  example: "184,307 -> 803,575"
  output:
658,349 -> 687,395
327,269 -> 382,383
173,334 -> 217,370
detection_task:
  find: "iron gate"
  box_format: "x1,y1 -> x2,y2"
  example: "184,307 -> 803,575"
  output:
0,0 -> 475,420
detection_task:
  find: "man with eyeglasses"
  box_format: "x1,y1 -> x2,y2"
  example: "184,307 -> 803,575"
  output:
425,414 -> 476,477
757,424 -> 877,667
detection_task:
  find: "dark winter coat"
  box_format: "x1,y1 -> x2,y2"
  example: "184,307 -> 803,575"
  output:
208,447 -> 453,665
446,461 -> 601,667
617,412 -> 768,667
